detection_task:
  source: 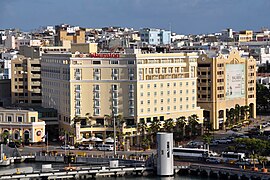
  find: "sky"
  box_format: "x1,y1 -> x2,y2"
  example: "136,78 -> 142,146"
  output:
0,0 -> 270,34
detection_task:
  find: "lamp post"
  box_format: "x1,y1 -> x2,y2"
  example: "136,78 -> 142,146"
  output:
113,116 -> 116,156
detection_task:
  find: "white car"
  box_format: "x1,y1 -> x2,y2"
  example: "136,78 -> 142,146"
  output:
61,145 -> 75,150
78,145 -> 93,150
206,157 -> 221,164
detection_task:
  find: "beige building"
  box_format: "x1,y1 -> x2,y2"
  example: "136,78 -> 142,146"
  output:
235,30 -> 253,42
11,56 -> 42,107
55,26 -> 85,47
41,50 -> 204,144
197,49 -> 256,130
0,107 -> 46,143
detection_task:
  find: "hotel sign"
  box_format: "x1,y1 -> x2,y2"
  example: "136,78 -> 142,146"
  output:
89,53 -> 120,58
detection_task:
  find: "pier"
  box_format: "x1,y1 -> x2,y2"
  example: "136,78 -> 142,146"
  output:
0,166 -> 152,179
175,163 -> 270,180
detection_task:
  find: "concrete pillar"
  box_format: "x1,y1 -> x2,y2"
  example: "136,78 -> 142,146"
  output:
157,132 -> 173,176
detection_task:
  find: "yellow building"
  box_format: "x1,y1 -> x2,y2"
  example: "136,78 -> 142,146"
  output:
55,26 -> 85,47
236,30 -> 253,42
0,107 -> 46,143
11,56 -> 42,107
197,49 -> 256,130
41,50 -> 204,144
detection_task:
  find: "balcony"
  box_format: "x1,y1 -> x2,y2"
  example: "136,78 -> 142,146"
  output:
31,81 -> 41,86
32,89 -> 41,93
31,67 -> 41,71
32,74 -> 41,78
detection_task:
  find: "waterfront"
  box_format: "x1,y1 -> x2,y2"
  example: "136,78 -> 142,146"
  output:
0,162 -> 216,180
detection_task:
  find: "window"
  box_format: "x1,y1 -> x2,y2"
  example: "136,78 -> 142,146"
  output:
167,98 -> 170,103
17,117 -> 22,122
173,90 -> 176,95
186,90 -> 189,94
140,92 -> 143,97
140,101 -> 143,105
180,82 -> 182,87
180,90 -> 182,94
180,105 -> 182,110
31,117 -> 35,122
147,100 -> 150,105
167,83 -> 170,87
147,84 -> 150,88
154,84 -> 157,88
174,98 -> 176,103
180,97 -> 182,102
186,82 -> 189,86
147,92 -> 150,96
161,91 -> 163,96
186,105 -> 189,109
7,116 -> 12,122
167,106 -> 170,111
161,107 -> 164,111
154,92 -> 157,96
141,109 -> 144,113
110,60 -> 119,64
140,84 -> 143,89
161,99 -> 164,103
154,99 -> 157,104
147,108 -> 150,113
112,84 -> 118,91
167,91 -> 170,95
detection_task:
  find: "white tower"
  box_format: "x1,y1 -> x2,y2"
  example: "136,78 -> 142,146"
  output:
157,132 -> 174,176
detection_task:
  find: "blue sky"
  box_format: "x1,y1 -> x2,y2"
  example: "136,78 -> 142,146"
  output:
0,0 -> 270,34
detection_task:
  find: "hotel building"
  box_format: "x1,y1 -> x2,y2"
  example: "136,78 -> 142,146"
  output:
197,49 -> 256,130
41,50 -> 204,144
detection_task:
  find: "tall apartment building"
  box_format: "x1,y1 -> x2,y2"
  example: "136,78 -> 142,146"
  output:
41,50 -> 203,145
197,49 -> 256,130
140,28 -> 171,45
11,56 -> 42,106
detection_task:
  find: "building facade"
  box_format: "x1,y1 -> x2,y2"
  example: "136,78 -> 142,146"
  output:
0,108 -> 46,143
11,56 -> 42,106
197,49 -> 256,130
41,50 -> 204,145
140,28 -> 171,45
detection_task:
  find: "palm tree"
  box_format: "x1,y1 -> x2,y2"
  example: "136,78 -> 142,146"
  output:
148,118 -> 161,147
163,118 -> 174,133
104,114 -> 113,127
174,116 -> 186,140
234,104 -> 241,124
85,113 -> 93,126
138,119 -> 147,140
227,108 -> 235,126
258,156 -> 268,170
187,114 -> 200,136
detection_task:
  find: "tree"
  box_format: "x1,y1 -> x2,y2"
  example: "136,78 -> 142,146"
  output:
148,118 -> 161,147
138,119 -> 147,140
163,118 -> 174,133
174,116 -> 186,141
258,156 -> 268,169
187,114 -> 200,136
234,104 -> 241,124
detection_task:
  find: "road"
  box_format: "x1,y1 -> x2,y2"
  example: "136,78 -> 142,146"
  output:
3,144 -> 155,158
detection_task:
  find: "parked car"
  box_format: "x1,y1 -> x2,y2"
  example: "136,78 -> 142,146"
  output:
216,138 -> 232,144
97,144 -> 114,151
78,144 -> 93,150
206,157 -> 221,164
61,145 -> 75,150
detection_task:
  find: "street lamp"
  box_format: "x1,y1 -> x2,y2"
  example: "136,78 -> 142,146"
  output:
113,116 -> 116,156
